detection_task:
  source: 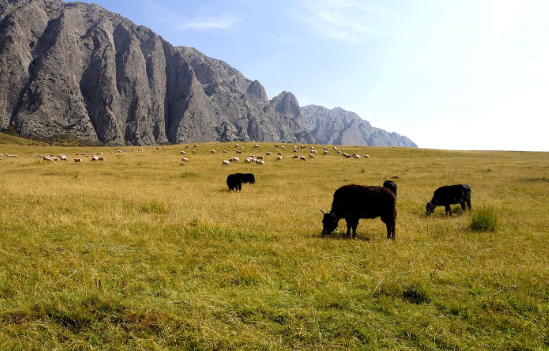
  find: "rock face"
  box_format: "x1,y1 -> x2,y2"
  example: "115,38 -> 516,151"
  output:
0,0 -> 416,147
302,105 -> 417,147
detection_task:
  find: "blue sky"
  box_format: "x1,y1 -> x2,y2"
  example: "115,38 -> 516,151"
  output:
70,0 -> 549,151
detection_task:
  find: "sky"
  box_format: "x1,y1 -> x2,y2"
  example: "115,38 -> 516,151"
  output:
69,0 -> 549,151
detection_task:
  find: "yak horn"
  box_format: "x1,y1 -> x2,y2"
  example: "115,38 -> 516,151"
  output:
320,209 -> 326,214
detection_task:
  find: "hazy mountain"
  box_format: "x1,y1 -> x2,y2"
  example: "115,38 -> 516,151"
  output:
302,105 -> 417,147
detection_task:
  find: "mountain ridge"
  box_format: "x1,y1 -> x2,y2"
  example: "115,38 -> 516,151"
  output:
0,0 -> 416,147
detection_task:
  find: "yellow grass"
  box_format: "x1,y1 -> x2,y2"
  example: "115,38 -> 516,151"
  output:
0,133 -> 548,349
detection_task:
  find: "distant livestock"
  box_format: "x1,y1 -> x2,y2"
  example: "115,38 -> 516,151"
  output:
276,156 -> 283,161
73,158 -> 82,163
222,160 -> 231,165
229,157 -> 240,162
383,180 -> 398,198
226,173 -> 256,192
211,150 -> 216,153
226,174 -> 242,192
182,158 -> 190,162
321,184 -> 396,239
426,184 -> 472,215
309,154 -> 316,159
299,156 -> 306,161
323,150 -> 329,155
180,151 -> 186,154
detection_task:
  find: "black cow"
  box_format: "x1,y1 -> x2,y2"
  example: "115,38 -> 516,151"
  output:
321,184 -> 396,239
383,180 -> 397,198
426,184 -> 471,215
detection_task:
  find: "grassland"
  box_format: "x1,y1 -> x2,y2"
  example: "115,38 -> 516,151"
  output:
0,132 -> 548,350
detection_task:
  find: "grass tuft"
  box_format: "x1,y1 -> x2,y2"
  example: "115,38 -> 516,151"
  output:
470,206 -> 499,232
140,200 -> 168,214
402,282 -> 431,304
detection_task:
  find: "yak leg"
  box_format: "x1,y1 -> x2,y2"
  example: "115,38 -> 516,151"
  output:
350,218 -> 359,239
445,205 -> 451,215
461,201 -> 466,211
382,217 -> 396,240
387,223 -> 396,239
466,199 -> 472,210
345,217 -> 358,239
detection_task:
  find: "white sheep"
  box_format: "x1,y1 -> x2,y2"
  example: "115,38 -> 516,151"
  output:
229,157 -> 240,162
309,154 -> 316,159
180,151 -> 186,154
299,156 -> 306,161
323,150 -> 329,155
211,150 -> 216,153
182,157 -> 190,162
222,160 -> 231,165
276,156 -> 283,161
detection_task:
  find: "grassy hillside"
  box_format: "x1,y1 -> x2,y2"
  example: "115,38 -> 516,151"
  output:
0,138 -> 548,350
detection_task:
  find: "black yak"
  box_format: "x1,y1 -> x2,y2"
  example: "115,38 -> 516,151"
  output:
383,180 -> 397,198
226,173 -> 256,192
321,184 -> 396,239
226,174 -> 242,192
426,184 -> 471,215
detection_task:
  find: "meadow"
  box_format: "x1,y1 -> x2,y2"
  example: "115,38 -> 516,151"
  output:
0,133 -> 548,350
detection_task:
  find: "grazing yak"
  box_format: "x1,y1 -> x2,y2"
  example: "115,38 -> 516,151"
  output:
426,184 -> 471,215
321,184 -> 396,239
226,173 -> 256,192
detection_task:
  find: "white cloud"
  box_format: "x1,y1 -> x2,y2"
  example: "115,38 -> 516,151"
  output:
290,0 -> 383,43
143,0 -> 241,31
488,0 -> 529,43
176,16 -> 241,31
527,47 -> 549,81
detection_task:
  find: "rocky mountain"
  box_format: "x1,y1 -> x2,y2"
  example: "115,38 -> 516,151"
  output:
0,0 -> 416,147
302,105 -> 417,147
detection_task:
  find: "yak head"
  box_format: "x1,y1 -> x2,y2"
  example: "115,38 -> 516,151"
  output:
425,201 -> 435,215
320,210 -> 338,235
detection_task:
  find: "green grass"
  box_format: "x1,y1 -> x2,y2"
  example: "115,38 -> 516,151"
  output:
1,133 -> 549,349
470,206 -> 499,232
